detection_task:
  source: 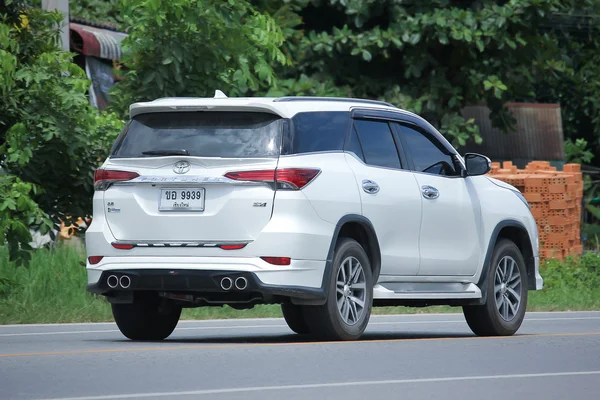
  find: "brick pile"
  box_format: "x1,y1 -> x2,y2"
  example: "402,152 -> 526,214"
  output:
488,161 -> 584,260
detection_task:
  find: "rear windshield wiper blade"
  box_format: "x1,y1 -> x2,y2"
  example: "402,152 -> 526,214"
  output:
141,149 -> 190,156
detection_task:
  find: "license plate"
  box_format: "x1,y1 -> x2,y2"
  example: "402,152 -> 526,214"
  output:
159,188 -> 205,211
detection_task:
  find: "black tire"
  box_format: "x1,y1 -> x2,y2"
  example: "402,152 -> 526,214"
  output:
463,239 -> 528,336
303,238 -> 373,341
281,302 -> 310,334
112,293 -> 182,341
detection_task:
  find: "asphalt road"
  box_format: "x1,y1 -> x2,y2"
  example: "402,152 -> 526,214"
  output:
1,311 -> 599,400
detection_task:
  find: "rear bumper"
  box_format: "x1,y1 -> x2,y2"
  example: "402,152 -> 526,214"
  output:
86,257 -> 328,304
86,269 -> 326,304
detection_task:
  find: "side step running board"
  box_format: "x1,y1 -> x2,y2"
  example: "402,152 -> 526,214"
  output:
373,282 -> 482,300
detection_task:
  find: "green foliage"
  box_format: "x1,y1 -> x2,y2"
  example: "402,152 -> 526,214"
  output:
250,0 -> 570,145
265,73 -> 350,97
537,253 -> 599,293
536,24 -> 600,166
526,252 -> 600,311
582,223 -> 600,250
246,0 -> 600,149
66,1 -> 600,154
585,180 -> 600,231
565,138 -> 595,165
110,0 -> 290,115
0,244 -> 114,323
0,175 -> 52,266
69,0 -> 123,25
0,3 -> 123,265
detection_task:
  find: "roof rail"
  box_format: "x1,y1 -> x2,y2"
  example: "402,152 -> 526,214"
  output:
273,96 -> 397,108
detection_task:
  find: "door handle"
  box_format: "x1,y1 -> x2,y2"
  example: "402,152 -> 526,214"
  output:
362,179 -> 380,194
421,185 -> 439,200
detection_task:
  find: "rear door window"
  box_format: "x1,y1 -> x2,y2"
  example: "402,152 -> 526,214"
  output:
111,111 -> 283,158
346,127 -> 365,162
353,119 -> 402,169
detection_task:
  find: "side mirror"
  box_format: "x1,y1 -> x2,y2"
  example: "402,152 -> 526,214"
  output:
464,153 -> 491,176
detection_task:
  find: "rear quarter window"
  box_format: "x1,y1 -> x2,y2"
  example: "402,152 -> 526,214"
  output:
282,111 -> 350,155
111,111 -> 282,158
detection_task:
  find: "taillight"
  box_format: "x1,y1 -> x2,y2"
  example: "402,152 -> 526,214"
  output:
276,169 -> 320,189
261,257 -> 291,266
88,256 -> 104,265
224,170 -> 275,182
111,243 -> 134,250
224,168 -> 319,190
218,244 -> 247,250
94,169 -> 139,191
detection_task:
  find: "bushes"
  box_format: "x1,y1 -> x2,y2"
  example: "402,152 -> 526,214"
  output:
0,3 -> 123,265
0,245 -> 112,323
528,252 -> 600,311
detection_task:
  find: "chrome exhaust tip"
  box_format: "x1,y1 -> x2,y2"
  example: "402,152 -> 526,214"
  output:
119,275 -> 131,289
107,275 -> 119,289
220,277 -> 233,291
234,277 -> 248,291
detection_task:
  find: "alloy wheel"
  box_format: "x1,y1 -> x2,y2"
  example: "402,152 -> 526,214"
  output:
336,256 -> 367,325
494,255 -> 522,322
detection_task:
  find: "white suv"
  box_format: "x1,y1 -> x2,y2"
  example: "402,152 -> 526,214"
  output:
86,94 -> 543,341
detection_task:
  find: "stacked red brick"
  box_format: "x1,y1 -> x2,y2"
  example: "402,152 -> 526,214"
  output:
488,161 -> 584,260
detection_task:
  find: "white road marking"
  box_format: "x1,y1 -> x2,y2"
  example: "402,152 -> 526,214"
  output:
34,370 -> 600,400
1,316 -> 598,337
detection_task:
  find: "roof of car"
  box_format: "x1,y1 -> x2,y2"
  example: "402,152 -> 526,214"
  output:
129,94 -> 418,119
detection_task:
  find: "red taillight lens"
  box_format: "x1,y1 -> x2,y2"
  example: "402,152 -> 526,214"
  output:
224,170 -> 276,182
276,169 -> 320,190
94,169 -> 139,191
219,244 -> 247,250
224,168 -> 319,190
111,243 -> 134,250
261,257 -> 291,266
88,256 -> 104,265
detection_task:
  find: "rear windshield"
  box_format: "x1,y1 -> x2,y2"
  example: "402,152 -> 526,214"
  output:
111,111 -> 283,158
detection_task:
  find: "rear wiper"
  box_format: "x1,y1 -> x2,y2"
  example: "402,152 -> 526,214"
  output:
141,149 -> 190,156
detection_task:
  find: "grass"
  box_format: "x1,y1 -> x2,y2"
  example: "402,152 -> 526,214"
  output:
0,245 -> 598,324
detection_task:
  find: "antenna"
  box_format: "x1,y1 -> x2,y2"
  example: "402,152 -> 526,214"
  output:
214,90 -> 228,99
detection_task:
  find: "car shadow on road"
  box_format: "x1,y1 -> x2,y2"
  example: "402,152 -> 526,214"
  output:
93,331 -> 475,345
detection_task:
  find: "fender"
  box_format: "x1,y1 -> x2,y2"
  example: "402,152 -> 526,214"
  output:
292,214 -> 382,306
476,219 -> 533,305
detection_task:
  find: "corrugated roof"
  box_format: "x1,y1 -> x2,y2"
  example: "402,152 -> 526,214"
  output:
461,103 -> 565,165
69,22 -> 127,60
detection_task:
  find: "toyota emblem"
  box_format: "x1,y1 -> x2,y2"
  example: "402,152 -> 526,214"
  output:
173,161 -> 191,174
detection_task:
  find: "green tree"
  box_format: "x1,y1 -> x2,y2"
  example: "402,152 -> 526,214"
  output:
250,0 -> 600,151
69,0 -> 122,25
60,1 -> 600,158
535,14 -> 600,165
0,2 -> 123,265
109,0 -> 290,115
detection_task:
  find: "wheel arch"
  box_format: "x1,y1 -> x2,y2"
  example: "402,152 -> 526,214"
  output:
329,214 -> 382,283
479,220 -> 536,296
291,214 -> 381,307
